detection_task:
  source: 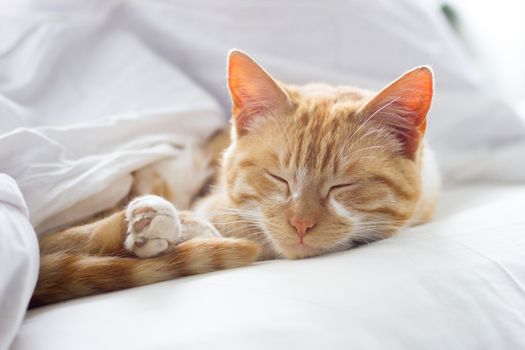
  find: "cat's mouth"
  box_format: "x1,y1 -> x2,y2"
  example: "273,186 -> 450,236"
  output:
263,224 -> 329,259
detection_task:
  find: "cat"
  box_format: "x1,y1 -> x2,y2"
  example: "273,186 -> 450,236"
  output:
30,50 -> 440,307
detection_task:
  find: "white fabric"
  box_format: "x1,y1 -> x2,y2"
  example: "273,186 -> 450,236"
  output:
0,175 -> 39,350
1,2 -> 525,233
11,183 -> 525,350
0,4 -> 226,232
1,110 -> 224,233
1,0 -> 525,349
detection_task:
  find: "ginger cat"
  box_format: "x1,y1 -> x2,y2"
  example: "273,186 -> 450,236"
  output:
31,50 -> 440,307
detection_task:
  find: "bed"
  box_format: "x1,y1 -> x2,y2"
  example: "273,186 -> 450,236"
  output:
1,1 -> 525,349
10,183 -> 525,350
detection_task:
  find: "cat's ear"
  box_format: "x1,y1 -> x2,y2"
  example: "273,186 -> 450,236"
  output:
228,50 -> 289,135
358,66 -> 433,159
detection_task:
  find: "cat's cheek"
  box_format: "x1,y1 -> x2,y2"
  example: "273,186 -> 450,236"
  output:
327,189 -> 358,216
227,171 -> 264,204
259,200 -> 289,231
328,197 -> 353,220
267,189 -> 289,204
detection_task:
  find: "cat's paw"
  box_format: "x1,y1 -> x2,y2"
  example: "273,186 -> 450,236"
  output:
124,195 -> 182,258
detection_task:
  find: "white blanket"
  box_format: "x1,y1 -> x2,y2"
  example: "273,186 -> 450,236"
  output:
0,16 -> 226,231
11,183 -> 525,350
1,0 -> 525,349
2,0 -> 525,232
0,176 -> 38,350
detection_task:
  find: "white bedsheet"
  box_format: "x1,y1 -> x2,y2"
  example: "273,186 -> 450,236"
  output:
11,183 -> 525,350
0,176 -> 38,350
1,0 -> 525,349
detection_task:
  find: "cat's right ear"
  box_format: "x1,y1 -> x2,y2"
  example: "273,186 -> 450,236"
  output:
227,50 -> 289,135
357,66 -> 433,159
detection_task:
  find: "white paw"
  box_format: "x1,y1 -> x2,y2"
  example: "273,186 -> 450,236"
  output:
124,195 -> 182,258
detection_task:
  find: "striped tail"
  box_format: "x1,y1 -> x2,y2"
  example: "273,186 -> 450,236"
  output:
30,238 -> 260,308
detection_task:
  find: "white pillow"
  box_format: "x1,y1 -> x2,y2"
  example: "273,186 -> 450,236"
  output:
0,175 -> 39,350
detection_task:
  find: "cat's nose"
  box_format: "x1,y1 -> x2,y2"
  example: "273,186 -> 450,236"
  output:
289,216 -> 316,243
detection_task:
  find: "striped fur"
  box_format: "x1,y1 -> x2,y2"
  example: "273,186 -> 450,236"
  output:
32,50 -> 439,307
32,134 -> 259,308
197,50 -> 440,259
31,237 -> 259,307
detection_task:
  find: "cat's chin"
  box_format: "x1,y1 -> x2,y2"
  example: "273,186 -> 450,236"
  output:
277,241 -> 326,259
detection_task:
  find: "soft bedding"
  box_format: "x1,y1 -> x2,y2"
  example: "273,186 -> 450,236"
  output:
10,183 -> 525,350
2,0 -> 525,232
0,176 -> 38,350
1,0 -> 525,349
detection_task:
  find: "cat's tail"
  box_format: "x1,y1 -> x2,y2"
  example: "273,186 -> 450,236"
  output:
30,237 -> 259,308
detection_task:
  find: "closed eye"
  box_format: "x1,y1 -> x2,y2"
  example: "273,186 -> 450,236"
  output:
329,183 -> 356,193
264,170 -> 289,185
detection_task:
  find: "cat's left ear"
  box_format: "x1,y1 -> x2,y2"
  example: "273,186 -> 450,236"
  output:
358,66 -> 433,159
228,50 -> 290,135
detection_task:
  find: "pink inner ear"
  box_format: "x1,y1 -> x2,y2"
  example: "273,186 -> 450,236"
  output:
359,67 -> 433,158
228,50 -> 289,134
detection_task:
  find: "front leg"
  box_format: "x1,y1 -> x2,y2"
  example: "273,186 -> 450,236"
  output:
124,195 -> 221,258
40,195 -> 224,258
123,195 -> 183,257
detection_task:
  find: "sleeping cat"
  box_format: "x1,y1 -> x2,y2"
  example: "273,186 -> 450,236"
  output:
31,50 -> 440,307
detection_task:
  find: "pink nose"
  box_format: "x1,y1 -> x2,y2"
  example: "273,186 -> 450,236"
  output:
289,216 -> 316,243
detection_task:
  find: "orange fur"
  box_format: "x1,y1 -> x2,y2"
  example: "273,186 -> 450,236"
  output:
197,50 -> 439,259
32,50 -> 439,307
32,236 -> 259,307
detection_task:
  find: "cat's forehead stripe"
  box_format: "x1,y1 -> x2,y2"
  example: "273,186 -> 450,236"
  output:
289,103 -> 350,174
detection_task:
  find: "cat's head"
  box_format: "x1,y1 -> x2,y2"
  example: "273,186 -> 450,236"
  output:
222,50 -> 433,259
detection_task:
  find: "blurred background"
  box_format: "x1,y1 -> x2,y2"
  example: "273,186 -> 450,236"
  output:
1,0 -> 524,123
444,0 -> 525,111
